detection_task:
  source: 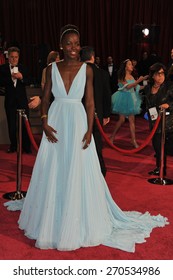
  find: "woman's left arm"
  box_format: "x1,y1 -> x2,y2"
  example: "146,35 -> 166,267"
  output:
82,64 -> 95,149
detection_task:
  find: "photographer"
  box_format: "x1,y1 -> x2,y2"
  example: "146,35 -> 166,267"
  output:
0,46 -> 31,153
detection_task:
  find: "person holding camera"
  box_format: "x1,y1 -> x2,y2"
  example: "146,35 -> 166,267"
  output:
0,46 -> 31,153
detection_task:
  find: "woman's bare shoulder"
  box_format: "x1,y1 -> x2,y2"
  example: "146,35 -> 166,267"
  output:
86,63 -> 93,74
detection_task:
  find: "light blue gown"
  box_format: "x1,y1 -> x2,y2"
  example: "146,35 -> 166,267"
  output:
111,80 -> 142,115
18,63 -> 168,252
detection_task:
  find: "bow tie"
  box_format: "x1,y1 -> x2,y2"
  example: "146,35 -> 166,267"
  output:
10,65 -> 18,69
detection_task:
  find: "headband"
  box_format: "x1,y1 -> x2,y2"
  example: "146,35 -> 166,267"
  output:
123,59 -> 130,64
60,28 -> 79,42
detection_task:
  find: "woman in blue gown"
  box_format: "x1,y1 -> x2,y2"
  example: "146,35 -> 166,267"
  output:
110,59 -> 148,148
17,25 -> 168,252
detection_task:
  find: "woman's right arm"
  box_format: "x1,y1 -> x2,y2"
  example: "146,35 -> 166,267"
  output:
41,65 -> 52,118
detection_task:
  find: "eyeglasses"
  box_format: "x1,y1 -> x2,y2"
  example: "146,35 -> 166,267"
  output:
155,71 -> 165,76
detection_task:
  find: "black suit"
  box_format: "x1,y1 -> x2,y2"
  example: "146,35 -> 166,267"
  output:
84,63 -> 111,176
167,59 -> 173,70
0,63 -> 31,152
103,63 -> 118,94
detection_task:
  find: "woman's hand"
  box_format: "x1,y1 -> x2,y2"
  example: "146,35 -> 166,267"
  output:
143,75 -> 149,80
43,123 -> 58,143
82,131 -> 92,149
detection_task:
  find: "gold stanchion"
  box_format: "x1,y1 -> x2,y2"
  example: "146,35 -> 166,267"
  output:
148,108 -> 173,185
3,109 -> 27,199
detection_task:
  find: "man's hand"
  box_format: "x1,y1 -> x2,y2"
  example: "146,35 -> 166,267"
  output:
28,96 -> 41,109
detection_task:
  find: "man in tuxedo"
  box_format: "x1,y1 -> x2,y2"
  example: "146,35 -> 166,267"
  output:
0,46 -> 31,153
103,56 -> 118,94
167,48 -> 173,70
80,46 -> 111,177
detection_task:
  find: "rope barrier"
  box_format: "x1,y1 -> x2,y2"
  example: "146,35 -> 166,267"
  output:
23,114 -> 39,151
1,109 -> 164,201
95,114 -> 161,154
22,111 -> 161,155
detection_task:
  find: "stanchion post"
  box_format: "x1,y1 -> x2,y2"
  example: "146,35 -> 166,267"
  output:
3,109 -> 27,200
159,108 -> 165,179
148,109 -> 173,185
12,109 -> 27,199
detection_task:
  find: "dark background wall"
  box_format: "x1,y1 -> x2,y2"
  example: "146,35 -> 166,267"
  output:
1,0 -> 173,83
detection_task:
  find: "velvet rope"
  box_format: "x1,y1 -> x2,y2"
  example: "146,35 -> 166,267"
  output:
95,114 -> 161,154
22,112 -> 161,155
23,114 -> 39,151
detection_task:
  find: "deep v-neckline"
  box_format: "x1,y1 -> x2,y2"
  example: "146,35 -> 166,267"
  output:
56,63 -> 84,95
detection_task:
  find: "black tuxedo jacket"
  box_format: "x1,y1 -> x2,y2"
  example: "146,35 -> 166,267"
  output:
86,63 -> 111,124
83,63 -> 111,176
0,63 -> 29,111
103,63 -> 118,93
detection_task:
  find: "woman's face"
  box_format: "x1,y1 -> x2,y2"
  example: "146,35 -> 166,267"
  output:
125,60 -> 133,72
153,68 -> 165,84
61,33 -> 81,60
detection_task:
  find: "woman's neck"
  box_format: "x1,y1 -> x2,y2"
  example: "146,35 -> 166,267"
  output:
152,83 -> 161,88
125,73 -> 133,80
151,83 -> 162,94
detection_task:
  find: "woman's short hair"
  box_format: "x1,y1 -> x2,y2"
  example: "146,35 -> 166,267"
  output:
148,63 -> 166,84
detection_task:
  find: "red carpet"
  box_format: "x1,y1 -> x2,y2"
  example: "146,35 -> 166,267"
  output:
0,115 -> 173,260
